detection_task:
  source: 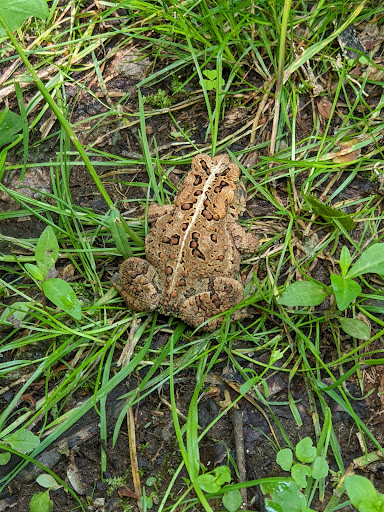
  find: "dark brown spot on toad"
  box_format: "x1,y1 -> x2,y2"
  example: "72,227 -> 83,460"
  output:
203,210 -> 213,220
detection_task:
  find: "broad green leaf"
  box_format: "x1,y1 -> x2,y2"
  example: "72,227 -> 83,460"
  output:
196,473 -> 220,493
203,79 -> 217,91
264,499 -> 283,512
278,281 -> 329,307
35,226 -> 59,279
203,69 -> 218,80
36,474 -> 61,490
261,481 -> 306,512
25,263 -> 44,282
202,70 -> 219,91
0,0 -> 48,37
339,246 -> 351,276
30,490 -> 53,512
305,194 -> 355,230
345,476 -> 378,509
375,495 -> 384,511
330,275 -> 361,311
312,456 -> 329,480
339,318 -> 371,341
0,452 -> 11,465
347,244 -> 384,279
214,465 -> 231,485
0,109 -> 23,147
222,490 -> 243,512
42,278 -> 82,320
3,430 -> 40,454
295,438 -> 316,463
291,463 -> 311,489
276,448 -> 293,471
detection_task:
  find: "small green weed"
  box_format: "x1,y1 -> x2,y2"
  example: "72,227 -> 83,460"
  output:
202,69 -> 225,92
144,89 -> 174,109
196,466 -> 242,512
29,490 -> 53,512
261,437 -> 329,512
23,226 -> 82,320
106,471 -> 131,494
276,437 -> 329,489
345,475 -> 384,512
278,243 -> 384,340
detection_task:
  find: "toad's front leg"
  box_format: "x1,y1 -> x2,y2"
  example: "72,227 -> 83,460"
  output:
229,222 -> 259,255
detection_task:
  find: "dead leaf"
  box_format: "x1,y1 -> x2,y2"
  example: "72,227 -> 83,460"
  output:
21,394 -> 36,408
118,485 -> 138,499
317,97 -> 333,119
358,22 -> 384,54
204,386 -> 221,399
67,459 -> 87,495
332,139 -> 361,164
59,263 -> 75,281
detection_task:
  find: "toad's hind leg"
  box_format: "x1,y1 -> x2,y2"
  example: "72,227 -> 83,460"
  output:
179,277 -> 244,331
114,257 -> 161,312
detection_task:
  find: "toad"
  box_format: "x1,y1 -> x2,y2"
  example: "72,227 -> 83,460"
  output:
114,153 -> 258,330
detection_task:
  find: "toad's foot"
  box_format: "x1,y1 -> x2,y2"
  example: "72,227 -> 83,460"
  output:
178,277 -> 244,331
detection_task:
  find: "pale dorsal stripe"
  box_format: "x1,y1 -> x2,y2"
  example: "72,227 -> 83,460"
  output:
168,156 -> 226,292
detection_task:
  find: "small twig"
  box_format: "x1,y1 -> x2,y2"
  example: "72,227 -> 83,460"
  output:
230,408 -> 248,507
127,407 -> 143,512
119,317 -> 146,512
